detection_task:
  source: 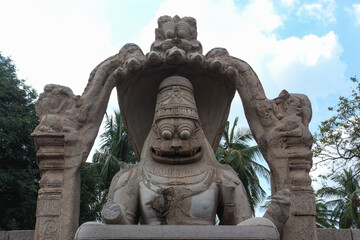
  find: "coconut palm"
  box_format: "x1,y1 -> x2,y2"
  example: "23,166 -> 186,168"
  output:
315,195 -> 334,228
92,110 -> 137,201
317,168 -> 360,229
216,117 -> 270,215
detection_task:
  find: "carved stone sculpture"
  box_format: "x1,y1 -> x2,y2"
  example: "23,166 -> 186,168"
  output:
33,15 -> 318,240
101,75 -> 290,233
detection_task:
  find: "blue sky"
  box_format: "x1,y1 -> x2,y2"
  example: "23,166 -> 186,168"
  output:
1,0 -> 359,189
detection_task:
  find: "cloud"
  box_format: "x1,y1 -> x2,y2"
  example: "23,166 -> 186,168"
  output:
354,4 -> 360,25
263,31 -> 346,99
0,0 -> 117,95
296,0 -> 336,23
281,0 -> 299,7
0,0 -> 120,162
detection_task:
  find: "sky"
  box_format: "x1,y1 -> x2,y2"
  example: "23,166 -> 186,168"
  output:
1,0 -> 359,198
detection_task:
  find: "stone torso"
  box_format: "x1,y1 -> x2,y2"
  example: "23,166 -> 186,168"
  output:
139,167 -> 219,225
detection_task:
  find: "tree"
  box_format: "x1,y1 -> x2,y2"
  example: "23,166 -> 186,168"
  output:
216,117 -> 269,215
79,162 -> 103,225
0,52 -> 39,230
316,168 -> 360,229
79,111 -> 136,223
313,77 -> 360,176
315,195 -> 334,228
92,111 -> 137,189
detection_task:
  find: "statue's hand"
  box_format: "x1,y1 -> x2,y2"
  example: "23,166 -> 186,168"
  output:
101,201 -> 124,224
263,189 -> 291,235
266,189 -> 291,224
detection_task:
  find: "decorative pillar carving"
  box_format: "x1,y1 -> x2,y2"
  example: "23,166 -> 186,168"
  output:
32,134 -> 64,240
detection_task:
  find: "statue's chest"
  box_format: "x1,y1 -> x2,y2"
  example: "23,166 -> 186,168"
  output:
139,177 -> 218,225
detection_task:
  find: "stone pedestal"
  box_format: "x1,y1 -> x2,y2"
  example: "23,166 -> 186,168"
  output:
75,223 -> 280,240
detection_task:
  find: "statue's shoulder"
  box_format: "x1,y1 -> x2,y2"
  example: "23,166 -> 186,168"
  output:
216,164 -> 241,185
114,162 -> 141,182
108,162 -> 141,196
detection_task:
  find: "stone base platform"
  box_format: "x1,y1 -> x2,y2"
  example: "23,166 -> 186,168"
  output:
74,222 -> 280,240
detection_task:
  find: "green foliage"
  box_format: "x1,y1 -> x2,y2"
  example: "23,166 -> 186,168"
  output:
316,169 -> 360,229
216,117 -> 269,215
80,111 -> 136,223
313,77 -> 360,175
79,162 -> 104,225
315,195 -> 334,228
0,52 -> 39,230
92,111 -> 137,188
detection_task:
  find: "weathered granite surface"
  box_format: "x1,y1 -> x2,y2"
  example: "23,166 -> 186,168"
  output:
75,222 -> 280,240
0,229 -> 358,240
0,230 -> 34,240
317,229 -> 352,240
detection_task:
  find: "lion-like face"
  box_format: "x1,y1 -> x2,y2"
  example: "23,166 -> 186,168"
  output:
150,118 -> 204,165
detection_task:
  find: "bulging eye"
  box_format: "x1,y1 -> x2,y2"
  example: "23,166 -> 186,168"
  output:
179,129 -> 191,140
161,129 -> 173,140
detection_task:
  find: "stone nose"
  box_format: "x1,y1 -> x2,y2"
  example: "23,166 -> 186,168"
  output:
170,140 -> 182,151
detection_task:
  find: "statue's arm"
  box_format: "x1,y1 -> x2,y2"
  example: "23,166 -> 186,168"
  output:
263,189 -> 291,234
218,169 -> 252,225
102,168 -> 140,224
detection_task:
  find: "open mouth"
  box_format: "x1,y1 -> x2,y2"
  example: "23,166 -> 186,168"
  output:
150,147 -> 202,164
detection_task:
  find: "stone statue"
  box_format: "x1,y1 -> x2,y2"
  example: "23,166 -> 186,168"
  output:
101,75 -> 290,233
32,15 -> 317,240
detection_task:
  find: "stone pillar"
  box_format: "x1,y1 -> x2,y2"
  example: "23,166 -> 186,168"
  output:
32,134 -> 65,240
282,156 -> 317,240
31,52 -> 118,239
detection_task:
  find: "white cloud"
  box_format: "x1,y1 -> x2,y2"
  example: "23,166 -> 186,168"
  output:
0,0 -> 119,162
353,4 -> 360,25
297,0 -> 336,23
281,0 -> 299,7
263,31 -> 346,98
0,0 -> 116,95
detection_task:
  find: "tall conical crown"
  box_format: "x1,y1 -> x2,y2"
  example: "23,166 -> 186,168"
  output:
154,75 -> 200,122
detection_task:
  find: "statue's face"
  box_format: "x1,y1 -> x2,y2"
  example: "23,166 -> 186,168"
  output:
150,118 -> 204,164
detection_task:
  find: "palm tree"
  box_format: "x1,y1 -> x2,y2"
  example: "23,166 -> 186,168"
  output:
92,110 -> 137,202
315,195 -> 334,228
317,168 -> 360,229
216,117 -> 270,215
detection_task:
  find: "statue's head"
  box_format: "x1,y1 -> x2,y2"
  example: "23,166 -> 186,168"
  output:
151,15 -> 202,54
147,75 -> 206,165
36,84 -> 77,117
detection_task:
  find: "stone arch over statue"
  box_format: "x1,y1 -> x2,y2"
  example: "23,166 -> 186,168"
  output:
32,15 -> 317,240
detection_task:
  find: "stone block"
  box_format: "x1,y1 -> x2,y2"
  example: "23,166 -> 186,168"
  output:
75,222 -> 280,240
352,229 -> 360,240
8,230 -> 34,240
0,231 -> 8,240
317,229 -> 352,240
